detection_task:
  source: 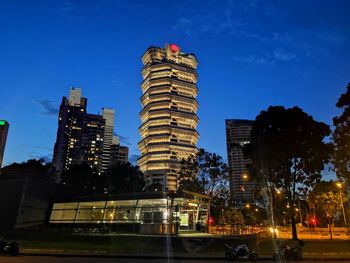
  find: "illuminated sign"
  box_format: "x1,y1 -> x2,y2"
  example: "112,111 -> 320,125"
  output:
180,213 -> 189,226
0,120 -> 5,126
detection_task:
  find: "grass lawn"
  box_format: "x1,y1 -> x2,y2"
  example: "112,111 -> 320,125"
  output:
5,231 -> 350,256
14,234 -> 169,254
255,238 -> 350,255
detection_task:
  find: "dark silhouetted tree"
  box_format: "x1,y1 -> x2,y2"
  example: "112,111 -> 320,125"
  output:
106,162 -> 145,194
223,207 -> 245,227
0,158 -> 55,181
178,153 -> 202,192
179,149 -> 229,222
61,162 -> 103,193
333,83 -> 350,185
245,106 -> 331,239
179,148 -> 229,199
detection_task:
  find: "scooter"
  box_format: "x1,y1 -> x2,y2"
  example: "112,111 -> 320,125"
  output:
0,240 -> 20,256
273,244 -> 302,261
224,243 -> 259,261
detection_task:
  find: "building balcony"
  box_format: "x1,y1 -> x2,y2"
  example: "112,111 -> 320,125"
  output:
141,89 -> 198,106
142,62 -> 198,80
138,133 -> 198,150
139,124 -> 199,138
140,108 -> 199,123
141,77 -> 198,96
142,141 -> 197,151
141,93 -> 199,110
140,103 -> 197,117
139,116 -> 198,133
141,73 -> 196,88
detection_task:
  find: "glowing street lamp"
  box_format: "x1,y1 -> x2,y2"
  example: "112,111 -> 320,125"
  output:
242,174 -> 249,180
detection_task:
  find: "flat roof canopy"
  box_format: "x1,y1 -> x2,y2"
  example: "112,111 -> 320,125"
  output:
50,190 -> 210,227
52,190 -> 210,204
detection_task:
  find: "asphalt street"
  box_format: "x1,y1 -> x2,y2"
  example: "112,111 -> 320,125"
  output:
0,257 -> 348,263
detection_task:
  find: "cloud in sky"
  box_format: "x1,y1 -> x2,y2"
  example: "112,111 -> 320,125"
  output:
269,28 -> 348,58
173,0 -> 348,65
233,50 -> 298,66
34,100 -> 58,116
273,51 -> 296,62
233,55 -> 275,66
172,0 -> 258,35
114,133 -> 132,146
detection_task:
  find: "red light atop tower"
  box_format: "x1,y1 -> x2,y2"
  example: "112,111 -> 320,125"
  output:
170,44 -> 180,53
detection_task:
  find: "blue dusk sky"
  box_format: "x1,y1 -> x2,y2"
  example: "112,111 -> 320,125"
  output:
0,0 -> 349,170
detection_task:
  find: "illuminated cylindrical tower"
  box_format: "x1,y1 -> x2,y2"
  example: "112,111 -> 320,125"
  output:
138,44 -> 199,191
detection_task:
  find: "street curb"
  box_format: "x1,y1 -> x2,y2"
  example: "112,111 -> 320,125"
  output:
19,252 -> 350,261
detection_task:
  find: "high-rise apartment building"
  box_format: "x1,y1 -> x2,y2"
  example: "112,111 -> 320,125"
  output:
225,119 -> 259,204
110,136 -> 129,165
81,113 -> 105,172
138,44 -> 199,191
52,88 -> 87,172
0,120 -> 9,168
100,108 -> 115,173
52,88 -> 122,174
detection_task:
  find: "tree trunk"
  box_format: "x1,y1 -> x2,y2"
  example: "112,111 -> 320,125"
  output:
290,209 -> 298,240
291,159 -> 298,240
328,217 -> 333,240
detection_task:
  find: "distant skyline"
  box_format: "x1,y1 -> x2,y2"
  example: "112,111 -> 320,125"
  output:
1,0 -> 349,176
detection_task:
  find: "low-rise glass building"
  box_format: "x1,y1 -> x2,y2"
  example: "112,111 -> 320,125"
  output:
49,190 -> 209,234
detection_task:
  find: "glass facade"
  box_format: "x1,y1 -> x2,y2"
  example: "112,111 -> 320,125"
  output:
49,191 -> 209,234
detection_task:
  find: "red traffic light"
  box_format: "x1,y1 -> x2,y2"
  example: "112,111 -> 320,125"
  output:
310,217 -> 317,225
208,217 -> 214,225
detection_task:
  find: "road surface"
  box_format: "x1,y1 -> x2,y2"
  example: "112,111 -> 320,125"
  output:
0,256 -> 347,263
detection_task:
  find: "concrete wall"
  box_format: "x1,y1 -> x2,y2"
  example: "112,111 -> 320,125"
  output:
0,176 -> 92,232
0,178 -> 27,231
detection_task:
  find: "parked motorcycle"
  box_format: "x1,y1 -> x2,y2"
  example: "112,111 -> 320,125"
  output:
224,243 -> 259,261
273,243 -> 303,261
0,240 -> 20,256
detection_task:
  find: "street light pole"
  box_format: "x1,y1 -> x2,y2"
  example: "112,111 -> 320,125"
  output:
298,199 -> 303,225
339,191 -> 347,227
336,182 -> 349,235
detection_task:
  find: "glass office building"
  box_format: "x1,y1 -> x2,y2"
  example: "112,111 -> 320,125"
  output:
49,191 -> 209,234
